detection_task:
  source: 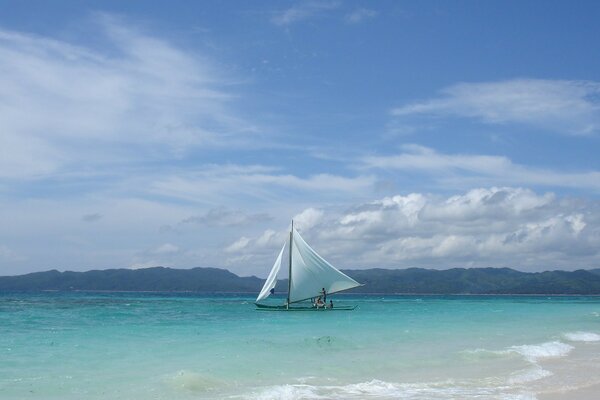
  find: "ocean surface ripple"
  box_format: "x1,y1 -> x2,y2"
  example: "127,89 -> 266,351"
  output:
1,292 -> 600,399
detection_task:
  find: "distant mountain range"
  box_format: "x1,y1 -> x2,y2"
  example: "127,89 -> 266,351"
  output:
2,266 -> 600,294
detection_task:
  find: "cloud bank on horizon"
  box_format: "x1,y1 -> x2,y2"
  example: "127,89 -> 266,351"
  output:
1,2 -> 599,276
228,187 -> 599,272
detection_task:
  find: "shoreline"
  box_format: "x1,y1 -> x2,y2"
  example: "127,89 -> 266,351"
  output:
23,290 -> 600,296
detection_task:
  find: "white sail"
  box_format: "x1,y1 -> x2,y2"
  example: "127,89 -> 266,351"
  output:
256,243 -> 286,303
289,228 -> 360,303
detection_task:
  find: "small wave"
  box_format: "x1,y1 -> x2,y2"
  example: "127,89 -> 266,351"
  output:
243,379 -> 536,400
335,379 -> 408,397
247,384 -> 321,400
507,366 -> 553,384
465,341 -> 573,364
462,348 -> 510,360
507,341 -> 573,363
563,331 -> 600,342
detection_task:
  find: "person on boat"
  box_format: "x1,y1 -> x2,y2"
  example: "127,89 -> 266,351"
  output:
321,288 -> 327,302
329,300 -> 333,309
316,296 -> 324,308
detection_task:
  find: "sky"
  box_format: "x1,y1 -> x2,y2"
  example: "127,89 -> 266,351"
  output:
1,0 -> 600,277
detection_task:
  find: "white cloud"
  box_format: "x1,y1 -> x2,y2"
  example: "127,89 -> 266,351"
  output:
0,15 -> 255,180
293,208 -> 324,231
3,185 -> 599,276
0,245 -> 23,262
339,188 -> 599,269
256,229 -> 278,247
345,8 -> 378,24
223,227 -> 288,270
149,164 -> 376,204
362,145 -> 600,192
224,188 -> 600,273
225,236 -> 251,253
271,1 -> 340,26
392,79 -> 600,135
154,243 -> 180,255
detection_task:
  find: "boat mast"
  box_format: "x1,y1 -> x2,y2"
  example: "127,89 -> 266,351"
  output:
287,219 -> 293,309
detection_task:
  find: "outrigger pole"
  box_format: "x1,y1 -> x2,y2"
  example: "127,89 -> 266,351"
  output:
287,220 -> 293,309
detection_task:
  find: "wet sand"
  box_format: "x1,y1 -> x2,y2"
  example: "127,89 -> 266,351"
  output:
538,383 -> 600,400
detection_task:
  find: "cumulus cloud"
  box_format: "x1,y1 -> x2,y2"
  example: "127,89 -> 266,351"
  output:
0,14 -> 255,180
225,187 -> 600,273
392,79 -> 600,135
225,236 -> 251,253
293,208 -> 324,231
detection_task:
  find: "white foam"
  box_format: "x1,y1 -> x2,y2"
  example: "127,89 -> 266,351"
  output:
244,379 -> 537,400
462,348 -> 509,360
247,384 -> 321,400
563,331 -> 600,342
508,366 -> 553,384
507,341 -> 573,363
334,379 -> 405,397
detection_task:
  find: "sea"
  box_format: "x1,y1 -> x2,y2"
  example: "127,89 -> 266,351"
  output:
2,292 -> 600,400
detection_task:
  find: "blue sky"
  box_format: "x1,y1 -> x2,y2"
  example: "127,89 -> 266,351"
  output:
1,1 -> 600,276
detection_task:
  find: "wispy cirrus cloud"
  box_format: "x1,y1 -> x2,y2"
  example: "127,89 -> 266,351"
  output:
392,79 -> 600,135
181,207 -> 272,227
345,8 -> 378,24
158,207 -> 273,235
148,164 -> 376,204
82,213 -> 102,223
362,145 -> 600,192
271,1 -> 340,26
0,14 -> 257,180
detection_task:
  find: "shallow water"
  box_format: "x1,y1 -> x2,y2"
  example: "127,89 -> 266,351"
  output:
1,292 -> 600,399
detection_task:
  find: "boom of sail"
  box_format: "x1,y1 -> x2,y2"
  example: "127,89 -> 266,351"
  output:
255,223 -> 361,306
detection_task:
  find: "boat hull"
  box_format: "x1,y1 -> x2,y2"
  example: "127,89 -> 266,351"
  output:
255,303 -> 357,311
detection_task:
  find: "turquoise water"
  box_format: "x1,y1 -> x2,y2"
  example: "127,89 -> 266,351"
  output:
2,292 -> 600,399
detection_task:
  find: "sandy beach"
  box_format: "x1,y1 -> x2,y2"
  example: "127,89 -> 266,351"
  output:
538,383 -> 600,400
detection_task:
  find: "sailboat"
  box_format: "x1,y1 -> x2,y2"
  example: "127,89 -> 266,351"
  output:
255,221 -> 362,311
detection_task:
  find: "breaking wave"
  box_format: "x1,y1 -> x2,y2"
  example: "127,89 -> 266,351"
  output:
242,379 -> 537,400
507,341 -> 573,363
563,331 -> 600,342
465,340 -> 573,364
507,366 -> 553,384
